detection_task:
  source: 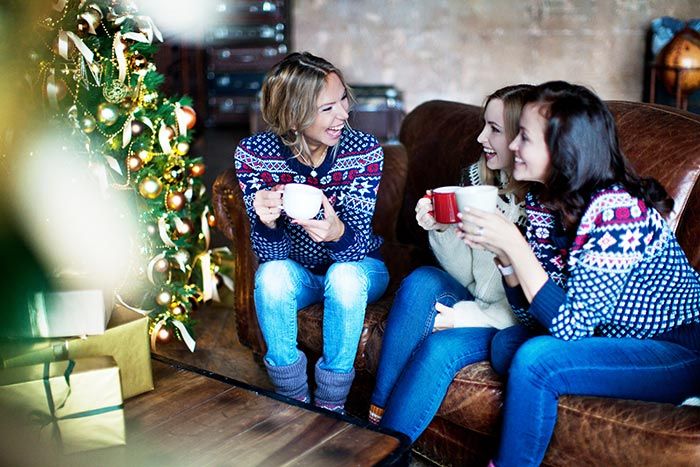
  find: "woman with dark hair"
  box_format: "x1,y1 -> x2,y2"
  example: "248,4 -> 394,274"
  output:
234,52 -> 389,412
369,85 -> 532,437
460,81 -> 700,466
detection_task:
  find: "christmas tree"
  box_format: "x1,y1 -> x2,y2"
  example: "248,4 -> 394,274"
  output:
33,0 -> 222,350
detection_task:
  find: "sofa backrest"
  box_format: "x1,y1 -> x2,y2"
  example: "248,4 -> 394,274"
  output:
397,99 -> 700,270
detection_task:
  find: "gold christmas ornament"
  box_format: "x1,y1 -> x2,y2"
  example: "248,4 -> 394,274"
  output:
163,162 -> 185,183
138,176 -> 163,199
137,149 -> 153,164
154,258 -> 170,274
103,80 -> 129,103
130,120 -> 145,137
175,141 -> 190,156
170,302 -> 185,316
156,327 -> 171,343
127,155 -> 143,171
130,53 -> 149,71
189,162 -> 205,177
166,191 -> 186,211
180,105 -> 197,129
155,290 -> 172,305
207,213 -> 217,228
176,218 -> 194,236
80,115 -> 97,133
96,102 -> 119,126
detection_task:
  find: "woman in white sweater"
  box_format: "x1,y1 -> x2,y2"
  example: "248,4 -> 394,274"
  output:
368,85 -> 531,439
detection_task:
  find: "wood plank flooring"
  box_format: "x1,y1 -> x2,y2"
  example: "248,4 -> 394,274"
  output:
65,358 -> 407,467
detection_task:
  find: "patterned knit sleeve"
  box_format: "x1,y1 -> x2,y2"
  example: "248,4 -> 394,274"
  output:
233,140 -> 291,262
324,136 -> 384,262
533,191 -> 653,340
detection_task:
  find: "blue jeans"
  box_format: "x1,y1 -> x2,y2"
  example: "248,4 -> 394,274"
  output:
254,257 -> 389,372
372,266 -> 498,441
496,334 -> 700,467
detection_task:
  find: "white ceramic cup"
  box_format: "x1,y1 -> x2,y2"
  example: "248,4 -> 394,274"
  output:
283,183 -> 323,220
455,185 -> 498,214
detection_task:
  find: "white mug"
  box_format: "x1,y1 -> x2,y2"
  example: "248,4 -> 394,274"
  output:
283,183 -> 323,220
455,185 -> 498,214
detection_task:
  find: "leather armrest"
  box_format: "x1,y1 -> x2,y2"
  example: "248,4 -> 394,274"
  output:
212,169 -> 265,355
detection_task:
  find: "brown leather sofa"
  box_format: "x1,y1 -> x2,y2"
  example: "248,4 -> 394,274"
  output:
213,100 -> 700,466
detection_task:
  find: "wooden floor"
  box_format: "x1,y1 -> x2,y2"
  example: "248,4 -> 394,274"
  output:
64,358 -> 408,466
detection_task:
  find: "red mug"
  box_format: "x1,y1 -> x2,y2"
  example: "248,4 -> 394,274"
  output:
427,186 -> 460,224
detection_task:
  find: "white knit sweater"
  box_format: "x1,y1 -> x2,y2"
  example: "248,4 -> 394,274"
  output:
429,164 -> 524,329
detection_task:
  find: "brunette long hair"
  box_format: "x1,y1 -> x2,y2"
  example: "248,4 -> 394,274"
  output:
526,81 -> 673,231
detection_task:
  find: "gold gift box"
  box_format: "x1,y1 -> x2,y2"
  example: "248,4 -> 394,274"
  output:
0,304 -> 153,399
0,356 -> 125,454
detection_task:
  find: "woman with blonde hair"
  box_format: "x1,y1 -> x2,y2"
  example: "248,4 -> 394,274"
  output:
234,52 -> 389,412
369,84 -> 532,437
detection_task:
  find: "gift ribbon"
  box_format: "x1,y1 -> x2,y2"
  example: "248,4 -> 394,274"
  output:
30,360 -> 123,449
174,103 -> 188,138
158,121 -> 172,154
113,14 -> 163,44
78,3 -> 103,35
45,70 -> 60,109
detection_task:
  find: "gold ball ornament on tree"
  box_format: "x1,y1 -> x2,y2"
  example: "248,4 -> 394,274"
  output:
166,191 -> 186,211
156,326 -> 171,343
154,258 -> 170,274
127,155 -> 143,171
103,80 -> 130,103
175,218 -> 194,237
189,162 -> 206,177
155,290 -> 172,305
81,114 -> 97,133
207,213 -> 217,228
137,149 -> 153,164
130,120 -> 146,137
138,176 -> 163,199
175,141 -> 190,156
660,28 -> 700,95
163,162 -> 185,183
170,302 -> 186,316
130,53 -> 149,72
97,102 -> 119,126
180,105 -> 197,129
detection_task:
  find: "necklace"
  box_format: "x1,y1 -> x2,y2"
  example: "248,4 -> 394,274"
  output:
301,146 -> 328,178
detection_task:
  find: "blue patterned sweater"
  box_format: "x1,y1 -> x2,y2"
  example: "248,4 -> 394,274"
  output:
506,185 -> 700,340
234,129 -> 384,274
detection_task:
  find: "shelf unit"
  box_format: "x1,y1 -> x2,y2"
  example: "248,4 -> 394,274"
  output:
204,0 -> 291,126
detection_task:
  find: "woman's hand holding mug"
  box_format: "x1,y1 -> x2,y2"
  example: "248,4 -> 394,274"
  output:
254,185 -> 285,228
416,190 -> 450,231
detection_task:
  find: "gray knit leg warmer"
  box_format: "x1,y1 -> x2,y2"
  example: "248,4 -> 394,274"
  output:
313,359 -> 355,413
264,351 -> 310,403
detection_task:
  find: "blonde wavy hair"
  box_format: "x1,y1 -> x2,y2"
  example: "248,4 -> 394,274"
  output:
260,52 -> 354,160
478,84 -> 533,201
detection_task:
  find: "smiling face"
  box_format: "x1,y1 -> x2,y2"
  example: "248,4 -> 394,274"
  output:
476,98 -> 514,171
508,103 -> 552,183
301,72 -> 349,158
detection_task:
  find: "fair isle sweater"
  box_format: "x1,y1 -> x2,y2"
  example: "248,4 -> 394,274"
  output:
429,163 -> 525,329
234,129 -> 384,274
506,185 -> 700,340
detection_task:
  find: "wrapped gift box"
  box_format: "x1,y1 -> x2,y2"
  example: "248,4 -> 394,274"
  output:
0,356 -> 125,454
0,305 -> 153,399
24,289 -> 112,338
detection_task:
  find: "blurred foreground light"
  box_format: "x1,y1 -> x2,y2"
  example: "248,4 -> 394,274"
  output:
12,129 -> 140,292
138,0 -> 221,44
